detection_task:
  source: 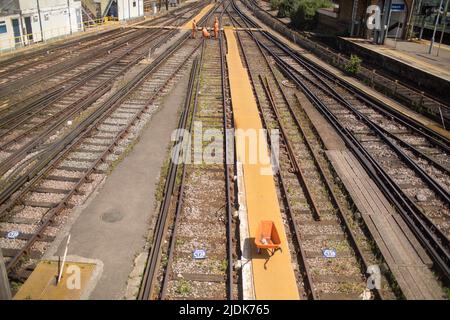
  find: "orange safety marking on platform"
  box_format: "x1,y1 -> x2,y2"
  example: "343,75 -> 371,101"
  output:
182,4 -> 215,30
224,28 -> 300,300
14,260 -> 96,300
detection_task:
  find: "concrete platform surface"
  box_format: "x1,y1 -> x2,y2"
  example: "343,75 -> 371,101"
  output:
343,37 -> 450,82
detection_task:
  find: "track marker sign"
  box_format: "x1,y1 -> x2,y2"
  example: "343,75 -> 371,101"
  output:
7,230 -> 19,239
322,249 -> 337,258
193,249 -> 206,259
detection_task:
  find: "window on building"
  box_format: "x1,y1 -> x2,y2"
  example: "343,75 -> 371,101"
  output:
0,21 -> 6,34
133,1 -> 136,7
33,15 -> 38,22
44,13 -> 49,21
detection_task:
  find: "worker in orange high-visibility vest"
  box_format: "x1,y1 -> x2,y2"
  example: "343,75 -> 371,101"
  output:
202,26 -> 210,39
213,17 -> 219,39
192,19 -> 197,39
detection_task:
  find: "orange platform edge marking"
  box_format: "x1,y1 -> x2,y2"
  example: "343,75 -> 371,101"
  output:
181,4 -> 215,30
224,28 -> 300,300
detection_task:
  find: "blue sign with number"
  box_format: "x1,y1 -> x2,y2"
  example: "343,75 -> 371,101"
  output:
193,249 -> 206,259
7,230 -> 19,239
391,4 -> 405,11
323,249 -> 337,258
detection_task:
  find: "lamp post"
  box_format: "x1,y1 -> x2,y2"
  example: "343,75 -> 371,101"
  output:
437,0 -> 449,56
406,0 -> 416,39
429,0 -> 444,54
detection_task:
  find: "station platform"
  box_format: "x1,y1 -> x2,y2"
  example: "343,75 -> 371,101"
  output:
341,37 -> 450,82
224,27 -> 300,300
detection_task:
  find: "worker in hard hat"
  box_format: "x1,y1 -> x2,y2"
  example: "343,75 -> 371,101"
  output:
202,26 -> 210,39
192,19 -> 197,39
213,17 -> 219,40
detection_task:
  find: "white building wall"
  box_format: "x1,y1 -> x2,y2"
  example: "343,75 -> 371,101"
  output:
118,0 -> 143,21
0,14 -> 21,50
20,0 -> 83,42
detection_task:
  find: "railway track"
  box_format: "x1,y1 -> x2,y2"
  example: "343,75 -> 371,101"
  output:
245,0 -> 450,128
230,0 -> 449,294
0,1 -> 204,110
0,3 -> 211,199
226,5 -> 389,300
0,1 -> 197,78
139,4 -> 236,300
0,4 -> 213,291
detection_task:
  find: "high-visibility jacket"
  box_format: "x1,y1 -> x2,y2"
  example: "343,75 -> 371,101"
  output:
202,27 -> 210,38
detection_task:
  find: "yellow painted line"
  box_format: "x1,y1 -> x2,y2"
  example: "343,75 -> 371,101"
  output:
224,28 -> 300,300
181,3 -> 215,30
14,260 -> 96,300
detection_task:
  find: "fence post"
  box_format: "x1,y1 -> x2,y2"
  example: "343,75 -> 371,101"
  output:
419,92 -> 424,107
371,69 -> 376,87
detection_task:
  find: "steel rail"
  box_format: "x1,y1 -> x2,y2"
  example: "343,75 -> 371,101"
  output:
0,28 -> 172,139
228,4 -> 384,299
0,3 -> 205,123
224,5 -> 315,299
160,9 -> 235,299
235,1 -> 450,152
138,55 -> 200,301
0,0 -> 200,71
0,23 -> 202,219
0,2 -> 206,98
5,30 -> 202,274
257,38 -> 450,204
159,47 -> 203,299
244,0 -> 450,124
0,5 -> 206,126
0,28 -> 178,183
0,29 -> 134,80
244,22 -> 450,284
0,5 -> 213,202
137,4 -> 220,300
219,7 -> 236,300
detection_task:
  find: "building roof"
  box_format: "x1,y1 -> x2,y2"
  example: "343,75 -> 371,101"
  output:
0,0 -> 20,16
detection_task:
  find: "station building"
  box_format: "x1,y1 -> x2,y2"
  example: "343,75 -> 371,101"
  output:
0,0 -> 83,51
